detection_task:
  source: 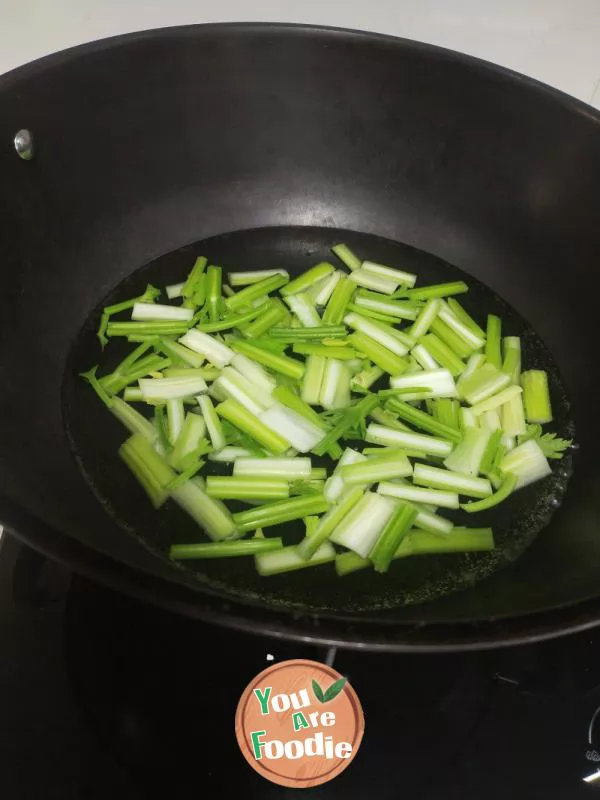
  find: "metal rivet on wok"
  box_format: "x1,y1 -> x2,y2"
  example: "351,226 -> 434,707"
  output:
14,129 -> 34,160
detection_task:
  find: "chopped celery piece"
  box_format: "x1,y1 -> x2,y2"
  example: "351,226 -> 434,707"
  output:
412,343 -> 439,371
107,321 -> 190,337
271,325 -> 347,341
242,299 -> 289,338
166,398 -> 185,445
281,262 -> 335,295
284,292 -> 322,327
312,394 -> 379,456
437,306 -> 485,351
443,427 -> 491,476
225,273 -> 289,312
298,486 -> 364,560
181,256 -> 207,299
353,290 -> 419,321
461,473 -> 517,512
324,447 -> 367,502
228,269 -> 289,287
410,298 -> 441,340
351,363 -> 384,393
233,494 -> 330,533
301,355 -> 326,405
344,312 -> 409,356
231,340 -> 305,380
131,303 -> 193,322
119,433 -> 176,508
420,333 -> 466,377
139,375 -> 208,403
384,398 -> 461,442
413,463 -> 492,498
501,391 -> 527,437
339,452 -> 412,484
479,429 -> 503,474
410,527 -> 494,553
196,305 -> 265,332
365,423 -> 453,456
331,243 -> 362,271
348,331 -> 408,376
197,395 -> 226,451
206,476 -> 290,501
312,270 -> 342,306
405,281 -> 468,300
470,385 -> 523,416
208,446 -> 256,462
171,478 -> 238,541
178,330 -> 234,369
230,353 -> 276,393
259,405 -> 324,452
349,268 -> 398,294
233,457 -> 311,479
216,399 -> 290,455
389,369 -> 457,401
430,318 -> 473,359
446,299 -> 486,339
485,314 -> 502,368
166,282 -> 185,300
256,542 -> 336,576
322,275 -> 356,324
158,338 -> 206,368
169,413 -> 209,470
521,370 -> 553,424
170,537 -> 283,559
499,439 -> 551,489
361,261 -> 417,288
330,492 -> 397,557
319,359 -> 351,410
412,507 -> 454,536
457,363 -> 510,405
377,481 -> 459,509
292,342 -> 357,360
502,336 -> 521,385
370,502 -> 417,572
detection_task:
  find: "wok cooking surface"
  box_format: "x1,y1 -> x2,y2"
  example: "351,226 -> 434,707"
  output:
64,225 -> 574,613
0,22 -> 599,645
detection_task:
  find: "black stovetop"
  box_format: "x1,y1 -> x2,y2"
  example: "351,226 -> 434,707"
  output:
1,531 -> 599,799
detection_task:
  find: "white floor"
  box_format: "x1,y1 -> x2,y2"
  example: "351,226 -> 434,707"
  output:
1,0 -> 600,107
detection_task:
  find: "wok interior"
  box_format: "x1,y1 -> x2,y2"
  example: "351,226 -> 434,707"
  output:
0,24 -> 599,626
64,225 -> 574,612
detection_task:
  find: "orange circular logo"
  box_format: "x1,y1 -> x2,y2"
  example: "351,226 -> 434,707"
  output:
235,658 -> 364,788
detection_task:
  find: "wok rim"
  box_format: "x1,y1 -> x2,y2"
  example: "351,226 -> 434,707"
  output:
1,21 -> 599,650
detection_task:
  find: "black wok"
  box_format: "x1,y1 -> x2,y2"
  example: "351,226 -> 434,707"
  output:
0,23 -> 598,651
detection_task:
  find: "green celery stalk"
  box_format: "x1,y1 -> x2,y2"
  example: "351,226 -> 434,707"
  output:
206,476 -> 290,501
107,321 -> 190,337
80,366 -> 113,408
470,385 -> 523,416
365,423 -> 453,456
298,486 -> 364,560
351,363 -> 384,393
502,336 -> 521,385
322,275 -> 356,324
197,395 -> 226,451
430,318 -> 473,359
446,298 -> 486,338
331,243 -> 362,271
112,397 -> 159,443
181,256 -> 208,299
434,398 -> 460,431
339,452 -> 412,484
413,463 -> 492,498
170,478 -> 238,540
301,355 -> 326,405
216,398 -> 290,455
312,394 -> 379,456
255,542 -> 335,576
370,502 -> 417,573
231,340 -> 305,380
521,370 -> 552,424
119,433 -> 176,508
409,297 -> 442,339
354,290 -> 419,321
292,342 -> 357,360
281,262 -> 335,295
346,303 -> 400,325
205,265 -> 222,321
385,398 -> 462,443
410,527 -> 494,553
479,428 -> 503,474
158,338 -> 206,368
420,333 -> 466,376
270,325 -> 347,340
196,304 -> 264,332
170,538 -> 283,559
226,273 -> 289,312
348,331 -> 409,376
485,314 -> 502,368
233,494 -> 330,533
241,298 -> 289,338
461,473 -> 518,512
404,281 -> 468,300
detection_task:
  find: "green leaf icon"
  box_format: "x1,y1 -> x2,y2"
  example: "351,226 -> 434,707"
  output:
312,679 -> 325,703
323,677 -> 347,703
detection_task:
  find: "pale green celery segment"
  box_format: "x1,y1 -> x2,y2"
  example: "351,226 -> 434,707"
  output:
206,476 -> 290,501
231,340 -> 305,380
255,542 -> 336,576
169,538 -> 283,560
216,398 -> 290,455
331,243 -> 362,272
409,297 -> 441,339
233,494 -> 330,533
298,486 -> 363,560
370,502 -> 417,573
385,398 -> 462,442
404,281 -> 468,301
420,333 -> 465,377
429,318 -> 473,359
485,314 -> 502,368
241,298 -> 289,338
348,331 -> 408,376
281,262 -> 335,295
322,276 -> 357,324
446,298 -> 486,339
226,273 -> 289,312
502,336 -> 521,385
181,256 -> 208,299
521,370 -> 552,424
